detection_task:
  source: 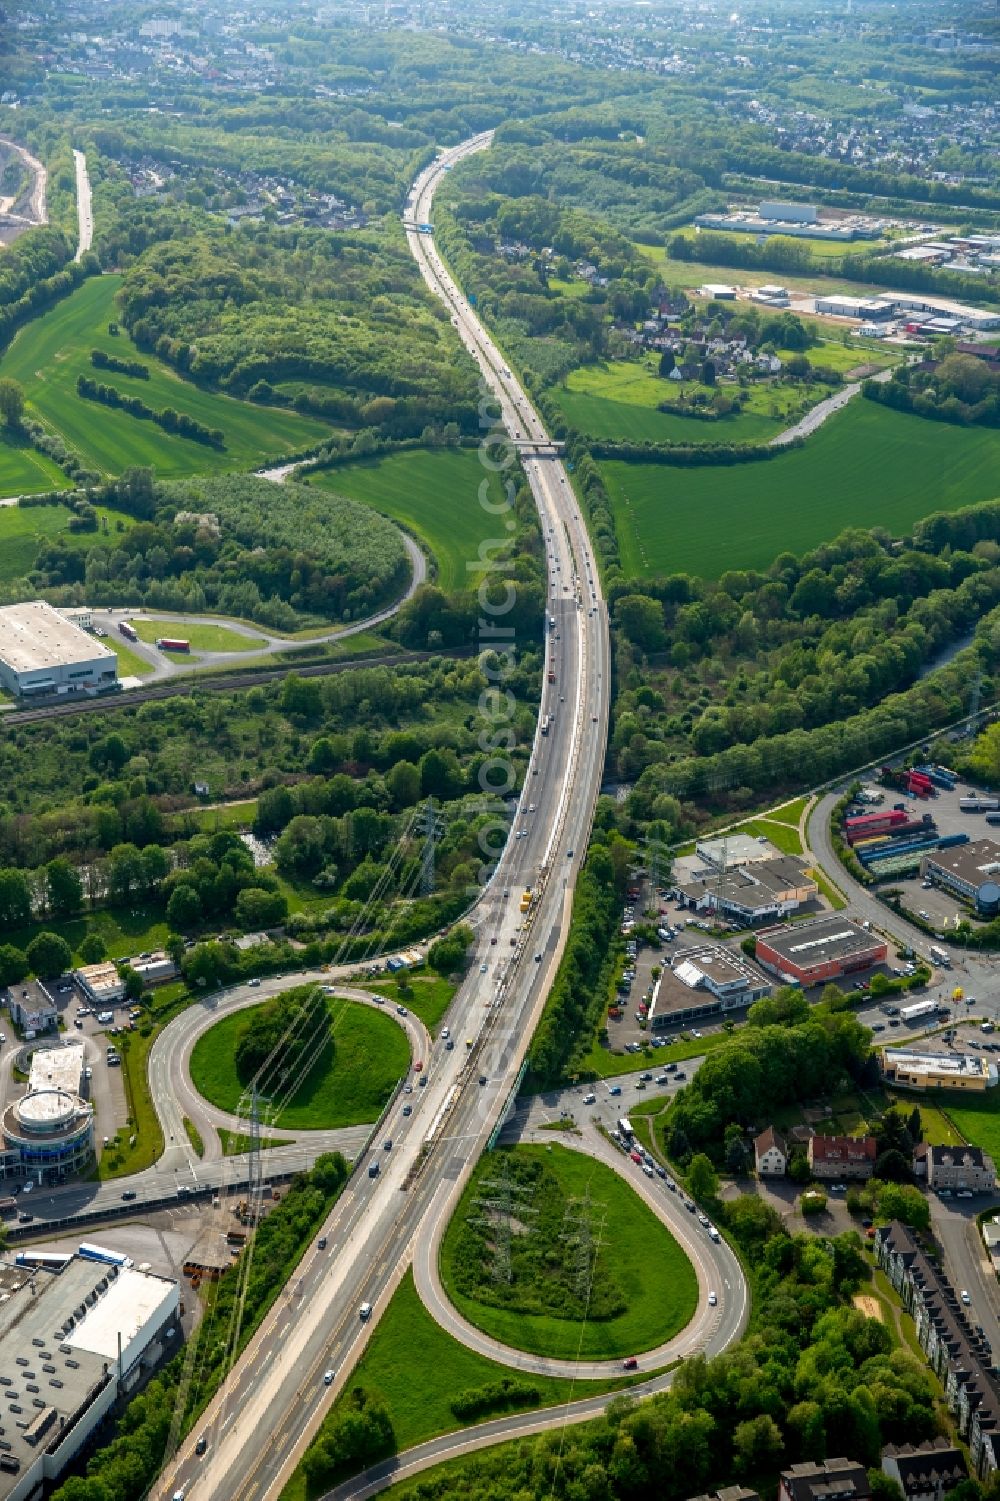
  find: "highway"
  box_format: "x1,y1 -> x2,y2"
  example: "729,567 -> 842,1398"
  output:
147,131 -> 739,1501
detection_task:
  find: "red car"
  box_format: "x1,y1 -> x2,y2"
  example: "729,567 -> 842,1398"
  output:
630,1151 -> 642,1165
623,1357 -> 638,1371
413,1060 -> 423,1071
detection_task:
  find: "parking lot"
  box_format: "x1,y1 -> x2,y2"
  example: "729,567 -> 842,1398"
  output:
868,778 -> 1000,932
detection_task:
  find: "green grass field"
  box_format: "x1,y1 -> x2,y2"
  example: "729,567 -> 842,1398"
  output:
368,973 -> 456,1033
767,796 -> 810,827
308,449 -> 512,593
0,434 -> 66,496
439,1143 -> 697,1360
106,637 -> 155,677
4,906 -> 171,964
281,1271 -> 637,1501
601,401 -> 1000,577
738,818 -> 804,855
131,618 -> 267,654
0,276 -> 331,480
936,1091 -> 1000,1160
0,501 -> 135,582
190,995 -> 410,1129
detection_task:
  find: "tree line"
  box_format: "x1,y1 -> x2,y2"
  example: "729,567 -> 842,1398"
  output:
76,374 -> 224,447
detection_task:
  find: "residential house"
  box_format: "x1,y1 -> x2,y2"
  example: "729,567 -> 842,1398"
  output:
778,1459 -> 872,1501
882,1440 -> 966,1501
754,1126 -> 788,1177
927,1145 -> 996,1194
688,1490 -> 759,1501
877,1221 -> 1000,1479
912,1141 -> 929,1179
807,1134 -> 877,1180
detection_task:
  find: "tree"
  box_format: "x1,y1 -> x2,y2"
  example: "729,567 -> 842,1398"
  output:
166,884 -> 202,932
724,1134 -> 749,1176
0,944 -> 28,987
0,377 -> 25,429
235,987 -> 331,1088
234,887 -> 288,929
386,759 -> 421,811
788,1150 -> 812,1184
658,349 -> 675,377
687,1153 -> 719,1202
26,930 -> 72,978
0,867 -> 32,928
119,964 -> 143,1001
428,924 -> 474,976
45,857 -> 83,919
733,1414 -> 783,1475
78,931 -> 107,963
700,358 -> 716,386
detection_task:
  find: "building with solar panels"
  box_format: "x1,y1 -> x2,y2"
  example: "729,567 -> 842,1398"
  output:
754,917 -> 887,987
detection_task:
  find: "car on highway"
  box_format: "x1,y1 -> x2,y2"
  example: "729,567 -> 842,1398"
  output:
121,1190 -> 136,1201
622,1357 -> 638,1371
318,1237 -> 327,1250
402,1104 -> 412,1116
396,1005 -> 408,1016
962,1290 -> 972,1305
708,1291 -> 718,1307
384,1139 -> 393,1151
248,977 -> 261,987
480,962 -> 488,973
359,1303 -> 372,1320
195,1436 -> 208,1455
368,1162 -> 380,1179
323,1371 -> 335,1385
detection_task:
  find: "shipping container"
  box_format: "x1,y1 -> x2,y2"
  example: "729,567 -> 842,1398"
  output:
899,999 -> 938,1022
936,832 -> 970,849
156,637 -> 190,652
118,620 -> 138,642
78,1242 -> 131,1267
960,797 -> 1000,812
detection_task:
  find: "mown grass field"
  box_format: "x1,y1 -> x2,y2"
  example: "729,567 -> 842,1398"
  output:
0,500 -> 134,582
0,275 -> 331,479
308,448 -> 511,593
368,973 -> 456,1033
601,401 -> 1000,577
4,905 -> 171,964
0,432 -> 66,496
937,1090 -> 1000,1160
440,1143 -> 697,1360
106,636 -> 154,678
282,1268 -> 634,1501
131,618 -> 267,653
190,995 -> 410,1129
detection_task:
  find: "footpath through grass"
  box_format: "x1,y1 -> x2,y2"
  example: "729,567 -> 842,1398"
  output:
308,448 -> 509,593
190,994 -> 410,1129
601,401 -> 1000,578
440,1143 -> 697,1361
0,275 -> 330,479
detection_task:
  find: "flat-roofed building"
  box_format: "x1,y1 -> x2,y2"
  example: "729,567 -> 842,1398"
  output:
129,951 -> 178,988
647,942 -> 771,1029
676,856 -> 817,927
0,600 -> 117,700
695,833 -> 778,870
73,962 -> 124,1006
28,1044 -> 84,1098
882,1048 -> 996,1093
6,980 -> 57,1035
755,916 -> 887,987
921,840 -> 1000,911
0,1252 -> 178,1501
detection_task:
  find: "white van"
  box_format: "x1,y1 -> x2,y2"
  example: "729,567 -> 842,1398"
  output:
359,1302 -> 372,1321
97,1011 -> 114,1025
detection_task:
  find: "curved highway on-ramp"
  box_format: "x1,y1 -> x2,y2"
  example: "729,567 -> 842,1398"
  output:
153,133 -> 747,1501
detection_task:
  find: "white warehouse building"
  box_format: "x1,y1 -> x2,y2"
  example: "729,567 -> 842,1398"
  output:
0,1250 -> 178,1500
0,601 -> 118,701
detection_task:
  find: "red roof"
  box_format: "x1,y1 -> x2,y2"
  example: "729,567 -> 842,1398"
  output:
810,1135 -> 877,1163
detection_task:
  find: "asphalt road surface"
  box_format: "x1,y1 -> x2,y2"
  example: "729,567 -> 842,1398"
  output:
73,148 -> 92,261
149,131 -> 675,1501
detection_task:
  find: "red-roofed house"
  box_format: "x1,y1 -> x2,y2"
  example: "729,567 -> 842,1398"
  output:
754,1126 -> 788,1177
808,1134 -> 877,1180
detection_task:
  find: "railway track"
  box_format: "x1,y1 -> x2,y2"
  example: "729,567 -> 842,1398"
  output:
1,646 -> 472,729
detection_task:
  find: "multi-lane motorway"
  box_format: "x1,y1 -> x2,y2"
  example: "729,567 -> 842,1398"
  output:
148,132 -> 746,1501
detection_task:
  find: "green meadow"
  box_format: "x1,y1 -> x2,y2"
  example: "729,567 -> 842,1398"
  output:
308,448 -> 512,592
0,275 -> 331,480
601,401 -> 1000,577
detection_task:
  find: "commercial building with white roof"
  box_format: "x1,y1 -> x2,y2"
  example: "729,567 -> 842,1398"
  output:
0,601 -> 117,700
0,1251 -> 178,1500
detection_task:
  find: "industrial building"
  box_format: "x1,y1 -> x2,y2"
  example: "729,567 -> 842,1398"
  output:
813,291 -> 1000,332
6,982 -> 57,1036
694,200 -> 882,242
814,294 -> 895,320
674,856 -> 817,927
754,916 -> 887,987
0,601 -> 118,701
882,1048 -> 996,1093
0,1249 -> 178,1501
695,833 -> 777,870
921,840 -> 1000,916
2,1044 -> 93,1184
699,282 -> 737,300
73,962 -> 124,1006
647,942 -> 771,1029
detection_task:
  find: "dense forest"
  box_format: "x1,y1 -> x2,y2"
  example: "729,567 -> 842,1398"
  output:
18,471 -> 410,629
